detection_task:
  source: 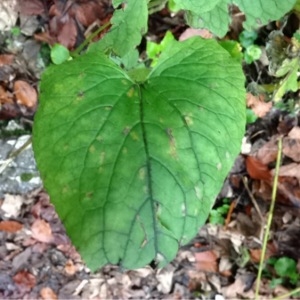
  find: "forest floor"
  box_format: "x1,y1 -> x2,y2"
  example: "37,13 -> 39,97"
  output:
0,1 -> 300,299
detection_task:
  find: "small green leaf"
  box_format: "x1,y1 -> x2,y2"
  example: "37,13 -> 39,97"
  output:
168,0 -> 181,12
270,278 -> 283,289
216,204 -> 230,214
209,210 -> 225,225
91,0 -> 148,57
244,45 -> 262,64
185,1 -> 230,37
33,37 -> 245,270
11,26 -> 21,36
273,58 -> 299,102
274,257 -> 297,278
146,31 -> 175,66
50,44 -> 70,65
239,30 -> 258,48
246,108 -> 258,124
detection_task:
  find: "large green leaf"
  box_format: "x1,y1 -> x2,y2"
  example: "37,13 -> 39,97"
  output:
91,0 -> 148,56
177,0 -> 296,37
33,37 -> 245,271
234,0 -> 296,31
185,1 -> 230,37
172,0 -> 222,14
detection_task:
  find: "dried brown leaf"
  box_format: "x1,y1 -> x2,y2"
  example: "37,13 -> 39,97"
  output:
0,85 -> 14,104
222,273 -> 255,298
277,163 -> 300,182
179,28 -> 213,41
64,259 -> 77,275
19,0 -> 45,15
13,270 -> 36,292
34,32 -> 56,45
50,16 -> 77,49
31,219 -> 54,243
194,250 -> 218,273
245,156 -> 272,181
255,137 -> 278,165
288,126 -> 300,139
14,80 -> 37,108
246,92 -> 272,118
72,1 -> 105,27
0,54 -> 15,66
277,178 -> 300,207
283,137 -> 300,162
0,220 -> 23,233
40,287 -> 58,300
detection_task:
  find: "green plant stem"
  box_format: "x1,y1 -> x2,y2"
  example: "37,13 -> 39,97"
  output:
273,286 -> 300,300
71,21 -> 111,57
255,136 -> 283,299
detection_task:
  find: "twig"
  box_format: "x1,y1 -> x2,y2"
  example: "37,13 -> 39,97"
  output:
224,198 -> 237,229
273,286 -> 300,300
71,21 -> 111,57
8,136 -> 32,159
255,136 -> 283,299
242,176 -> 264,223
0,136 -> 32,174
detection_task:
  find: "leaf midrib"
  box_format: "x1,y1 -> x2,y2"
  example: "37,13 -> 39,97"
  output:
137,83 -> 159,256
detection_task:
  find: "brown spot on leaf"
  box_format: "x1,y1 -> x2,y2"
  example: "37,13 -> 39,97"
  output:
89,145 -> 96,153
139,168 -> 146,180
85,192 -> 93,199
130,131 -> 139,141
127,87 -> 135,98
77,90 -> 84,98
184,115 -> 193,126
99,151 -> 105,164
123,126 -> 131,135
166,128 -> 177,159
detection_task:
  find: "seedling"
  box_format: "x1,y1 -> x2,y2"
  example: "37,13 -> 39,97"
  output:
209,198 -> 230,225
268,257 -> 299,287
32,0 -> 297,271
239,30 -> 262,64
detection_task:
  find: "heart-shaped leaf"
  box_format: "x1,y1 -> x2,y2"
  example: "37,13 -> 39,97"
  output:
33,37 -> 245,270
